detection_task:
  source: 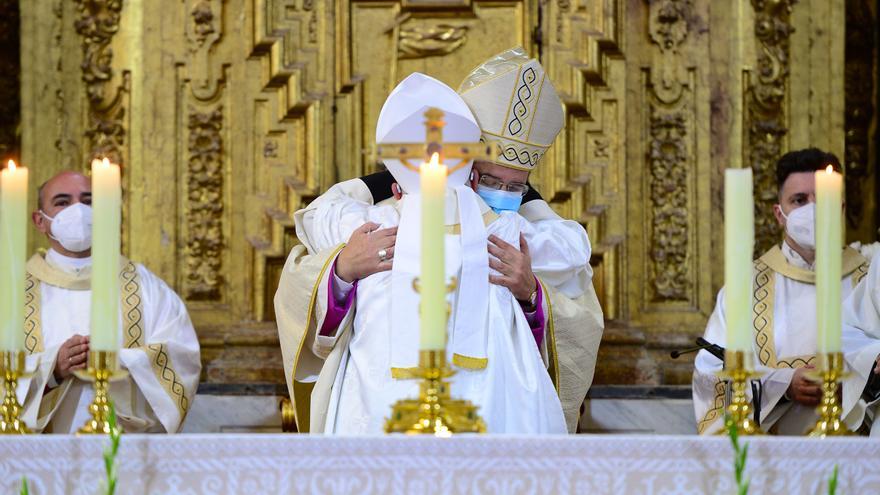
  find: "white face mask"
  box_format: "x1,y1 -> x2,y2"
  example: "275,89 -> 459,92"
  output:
780,202 -> 815,250
40,203 -> 93,253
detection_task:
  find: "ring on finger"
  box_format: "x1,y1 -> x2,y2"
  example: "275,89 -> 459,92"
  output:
378,248 -> 388,262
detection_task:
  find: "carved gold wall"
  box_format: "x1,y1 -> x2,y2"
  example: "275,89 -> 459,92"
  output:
18,0 -> 873,388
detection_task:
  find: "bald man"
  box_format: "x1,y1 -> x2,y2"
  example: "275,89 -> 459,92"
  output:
18,170 -> 201,433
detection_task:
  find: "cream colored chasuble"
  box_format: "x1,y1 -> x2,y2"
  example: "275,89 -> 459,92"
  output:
693,242 -> 873,435
15,250 -> 201,433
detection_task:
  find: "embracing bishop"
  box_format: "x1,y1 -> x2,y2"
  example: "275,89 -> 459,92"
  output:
276,48 -> 604,434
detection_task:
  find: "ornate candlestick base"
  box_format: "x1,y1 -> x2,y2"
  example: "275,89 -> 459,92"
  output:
808,352 -> 851,437
385,350 -> 486,435
1,351 -> 31,434
718,350 -> 763,435
73,351 -> 128,435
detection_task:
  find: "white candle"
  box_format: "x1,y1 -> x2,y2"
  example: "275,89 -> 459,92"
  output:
724,168 -> 754,354
420,153 -> 447,350
90,158 -> 121,351
0,160 -> 28,351
815,166 -> 843,354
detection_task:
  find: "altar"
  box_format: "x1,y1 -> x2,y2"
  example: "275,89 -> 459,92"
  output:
2,434 -> 878,495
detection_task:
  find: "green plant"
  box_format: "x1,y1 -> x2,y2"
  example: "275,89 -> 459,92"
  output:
20,477 -> 28,495
828,464 -> 838,495
725,418 -> 750,495
102,402 -> 122,495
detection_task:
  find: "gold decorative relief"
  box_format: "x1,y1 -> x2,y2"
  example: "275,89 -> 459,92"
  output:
73,0 -> 128,164
645,0 -> 694,304
190,1 -> 216,46
398,23 -> 469,59
747,0 -> 795,255
648,112 -> 689,301
843,0 -> 877,241
184,107 -> 224,301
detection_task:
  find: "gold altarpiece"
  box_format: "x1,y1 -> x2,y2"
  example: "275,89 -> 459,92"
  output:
18,0 -> 869,388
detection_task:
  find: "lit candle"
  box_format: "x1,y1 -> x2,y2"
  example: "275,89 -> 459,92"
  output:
724,168 -> 754,354
0,160 -> 28,351
815,166 -> 843,354
420,152 -> 447,350
90,158 -> 121,351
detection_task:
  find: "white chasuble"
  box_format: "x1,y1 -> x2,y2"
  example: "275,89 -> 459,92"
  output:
15,250 -> 201,433
304,190 -> 587,434
693,242 -> 872,435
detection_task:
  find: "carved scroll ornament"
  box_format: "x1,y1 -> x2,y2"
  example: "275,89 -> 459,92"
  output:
185,107 -> 224,301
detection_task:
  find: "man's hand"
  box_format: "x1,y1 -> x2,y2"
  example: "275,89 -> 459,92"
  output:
335,222 -> 397,283
787,366 -> 821,406
488,233 -> 537,302
54,334 -> 89,382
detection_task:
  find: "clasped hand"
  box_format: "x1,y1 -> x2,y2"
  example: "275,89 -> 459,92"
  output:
54,334 -> 89,383
336,222 -> 397,283
489,233 -> 537,303
336,224 -> 536,306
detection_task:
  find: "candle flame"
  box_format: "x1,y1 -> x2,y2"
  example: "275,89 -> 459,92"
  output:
7,160 -> 15,171
825,165 -> 834,174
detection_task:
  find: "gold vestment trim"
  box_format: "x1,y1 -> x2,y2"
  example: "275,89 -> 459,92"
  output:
451,353 -> 488,370
758,245 -> 866,284
120,261 -> 145,348
290,243 -> 347,433
697,378 -> 726,434
24,273 -> 43,354
23,256 -> 144,356
751,246 -> 867,369
390,367 -> 421,379
141,343 -> 189,419
539,278 -> 560,394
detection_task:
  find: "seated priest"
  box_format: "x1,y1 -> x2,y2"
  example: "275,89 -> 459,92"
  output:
276,48 -> 604,434
18,170 -> 201,433
693,148 -> 877,435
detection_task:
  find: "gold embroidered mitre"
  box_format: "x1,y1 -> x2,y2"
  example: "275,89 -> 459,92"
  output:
457,47 -> 564,171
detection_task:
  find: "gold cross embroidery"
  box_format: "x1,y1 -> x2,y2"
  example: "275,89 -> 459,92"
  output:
376,107 -> 496,174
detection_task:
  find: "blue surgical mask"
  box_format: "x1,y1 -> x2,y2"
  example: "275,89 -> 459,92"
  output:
476,185 -> 523,213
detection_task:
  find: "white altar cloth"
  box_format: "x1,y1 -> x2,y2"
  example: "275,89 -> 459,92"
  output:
1,434 -> 879,494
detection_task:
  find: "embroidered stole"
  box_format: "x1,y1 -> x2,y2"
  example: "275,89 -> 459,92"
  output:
23,255 -> 189,419
23,256 -> 144,354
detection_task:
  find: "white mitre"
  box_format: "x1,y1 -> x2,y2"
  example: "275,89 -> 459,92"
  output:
458,47 -> 564,171
377,72 -> 481,193
376,73 -> 492,370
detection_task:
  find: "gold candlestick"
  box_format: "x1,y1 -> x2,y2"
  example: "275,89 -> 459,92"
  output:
386,277 -> 485,435
808,352 -> 851,437
1,351 -> 31,434
718,350 -> 763,435
73,351 -> 128,435
385,350 -> 486,435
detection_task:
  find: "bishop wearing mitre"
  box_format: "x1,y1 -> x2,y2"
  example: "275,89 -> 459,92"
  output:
16,170 -> 201,433
276,49 -> 604,434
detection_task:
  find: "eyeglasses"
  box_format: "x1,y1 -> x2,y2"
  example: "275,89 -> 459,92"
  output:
478,174 -> 529,197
